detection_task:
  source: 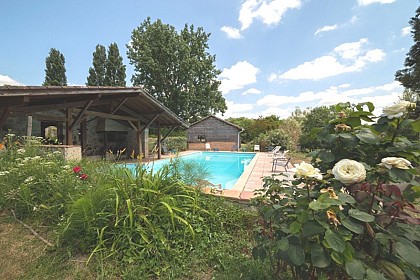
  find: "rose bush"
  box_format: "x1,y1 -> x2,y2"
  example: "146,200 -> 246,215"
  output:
252,101 -> 420,279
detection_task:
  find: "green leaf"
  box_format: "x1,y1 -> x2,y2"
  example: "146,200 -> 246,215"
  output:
276,238 -> 289,252
410,118 -> 420,132
338,193 -> 356,204
309,200 -> 331,210
347,117 -> 362,128
389,168 -> 413,182
297,211 -> 309,223
341,217 -> 364,234
302,221 -> 325,238
355,128 -> 380,144
395,239 -> 420,267
331,251 -> 343,264
325,229 -> 346,253
378,260 -> 406,280
288,244 -> 305,266
345,259 -> 366,279
366,268 -> 387,280
290,221 -> 302,234
348,209 -> 375,222
319,150 -> 335,162
311,243 -> 331,268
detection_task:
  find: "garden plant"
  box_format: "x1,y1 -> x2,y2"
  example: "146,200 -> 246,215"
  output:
252,101 -> 420,279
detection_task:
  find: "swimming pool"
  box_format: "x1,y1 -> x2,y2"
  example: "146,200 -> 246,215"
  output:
125,152 -> 256,190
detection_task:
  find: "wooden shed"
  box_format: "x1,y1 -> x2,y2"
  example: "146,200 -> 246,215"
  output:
187,115 -> 243,151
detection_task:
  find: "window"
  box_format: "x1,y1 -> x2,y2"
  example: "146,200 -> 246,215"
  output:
198,135 -> 206,142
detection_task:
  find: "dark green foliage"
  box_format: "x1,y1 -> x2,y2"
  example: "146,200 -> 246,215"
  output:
86,44 -> 107,86
43,48 -> 67,86
252,101 -> 420,279
395,5 -> 420,91
127,17 -> 226,122
86,43 -> 126,86
105,43 -> 126,86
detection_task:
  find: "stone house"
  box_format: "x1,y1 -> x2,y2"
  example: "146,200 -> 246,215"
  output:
187,115 -> 243,151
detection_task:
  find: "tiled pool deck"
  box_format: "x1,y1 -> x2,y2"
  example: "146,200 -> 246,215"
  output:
146,151 -> 293,202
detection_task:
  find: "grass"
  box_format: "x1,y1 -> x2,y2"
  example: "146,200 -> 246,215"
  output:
0,137 -> 274,279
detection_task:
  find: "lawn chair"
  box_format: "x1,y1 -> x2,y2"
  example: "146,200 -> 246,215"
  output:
254,144 -> 260,152
269,146 -> 281,156
272,157 -> 291,172
205,142 -> 211,151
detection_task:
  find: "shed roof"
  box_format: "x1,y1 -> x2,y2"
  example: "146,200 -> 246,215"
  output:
189,115 -> 243,131
0,86 -> 189,129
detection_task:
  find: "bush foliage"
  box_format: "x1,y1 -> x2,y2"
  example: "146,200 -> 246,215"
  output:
252,101 -> 420,279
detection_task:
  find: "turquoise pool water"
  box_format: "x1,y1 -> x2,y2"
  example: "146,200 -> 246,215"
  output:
125,152 -> 256,190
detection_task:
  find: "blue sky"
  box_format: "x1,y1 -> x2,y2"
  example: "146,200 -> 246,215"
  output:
0,0 -> 417,119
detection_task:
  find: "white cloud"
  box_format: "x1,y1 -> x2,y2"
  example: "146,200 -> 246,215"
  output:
256,82 -> 403,112
242,88 -> 262,95
0,75 -> 23,86
217,100 -> 255,119
220,26 -> 242,39
401,26 -> 411,37
357,0 -> 396,5
219,61 -> 259,94
270,38 -> 385,81
314,24 -> 338,35
238,0 -> 301,31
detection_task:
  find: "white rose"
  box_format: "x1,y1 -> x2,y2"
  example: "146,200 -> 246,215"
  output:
380,157 -> 412,170
332,159 -> 366,186
290,161 -> 323,180
381,101 -> 411,119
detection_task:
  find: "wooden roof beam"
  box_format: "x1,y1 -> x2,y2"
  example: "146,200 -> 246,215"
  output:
73,108 -> 138,122
69,100 -> 93,130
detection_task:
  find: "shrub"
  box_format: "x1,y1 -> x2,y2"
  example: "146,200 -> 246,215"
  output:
252,101 -> 420,279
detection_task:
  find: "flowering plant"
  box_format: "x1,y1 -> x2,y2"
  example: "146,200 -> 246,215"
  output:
253,101 -> 419,279
73,165 -> 89,180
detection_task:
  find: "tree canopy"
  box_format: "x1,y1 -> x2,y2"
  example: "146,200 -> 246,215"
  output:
87,44 -> 107,86
43,48 -> 67,86
87,43 -> 126,86
395,5 -> 420,94
127,18 -> 226,122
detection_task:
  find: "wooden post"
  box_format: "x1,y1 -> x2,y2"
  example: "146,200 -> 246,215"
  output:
26,115 -> 32,137
136,120 -> 142,159
81,119 -> 87,154
66,108 -> 73,145
157,126 -> 162,160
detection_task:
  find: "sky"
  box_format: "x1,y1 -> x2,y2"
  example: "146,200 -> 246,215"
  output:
0,0 -> 418,120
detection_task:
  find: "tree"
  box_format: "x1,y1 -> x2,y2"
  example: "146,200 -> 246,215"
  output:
226,117 -> 255,143
299,105 -> 338,150
105,43 -> 126,86
395,5 -> 420,97
127,18 -> 226,122
87,43 -> 126,86
86,44 -> 107,86
43,48 -> 67,86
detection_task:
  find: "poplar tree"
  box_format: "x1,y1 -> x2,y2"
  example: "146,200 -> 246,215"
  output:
43,48 -> 67,86
86,44 -> 107,86
105,43 -> 126,86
